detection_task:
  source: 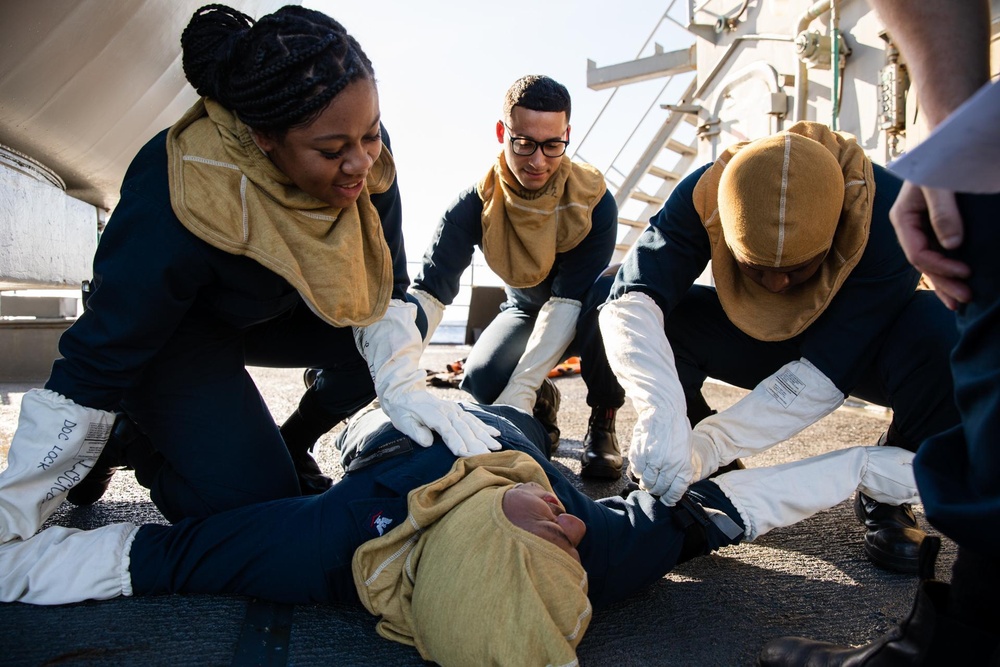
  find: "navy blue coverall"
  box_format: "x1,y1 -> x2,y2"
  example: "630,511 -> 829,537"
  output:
129,403 -> 744,609
914,191 -> 1000,557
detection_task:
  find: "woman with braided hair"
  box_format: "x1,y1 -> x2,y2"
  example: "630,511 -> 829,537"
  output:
0,4 -> 498,528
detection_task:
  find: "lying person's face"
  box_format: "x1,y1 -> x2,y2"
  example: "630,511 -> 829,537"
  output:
502,482 -> 586,562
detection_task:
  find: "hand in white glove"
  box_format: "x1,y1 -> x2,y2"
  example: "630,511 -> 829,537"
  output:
381,391 -> 502,455
629,405 -> 696,506
0,389 -> 115,543
599,291 -> 694,505
355,299 -> 500,457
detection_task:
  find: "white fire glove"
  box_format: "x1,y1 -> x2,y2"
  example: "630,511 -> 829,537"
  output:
0,389 -> 115,543
689,358 -> 845,480
600,292 -> 695,506
354,299 -> 500,457
494,298 -> 581,412
407,288 -> 445,351
713,446 -> 917,541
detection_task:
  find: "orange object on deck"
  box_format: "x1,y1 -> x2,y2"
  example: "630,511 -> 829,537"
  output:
548,356 -> 581,378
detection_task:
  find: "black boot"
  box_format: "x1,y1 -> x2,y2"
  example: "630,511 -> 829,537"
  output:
852,427 -> 926,573
580,407 -> 624,480
66,413 -> 139,506
532,378 -> 561,457
854,491 -> 926,574
279,409 -> 335,495
757,537 -> 1000,666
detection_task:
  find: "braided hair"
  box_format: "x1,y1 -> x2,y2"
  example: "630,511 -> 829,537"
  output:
180,4 -> 375,134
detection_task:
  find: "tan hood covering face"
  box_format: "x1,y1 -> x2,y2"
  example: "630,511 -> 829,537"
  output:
692,121 -> 874,341
166,98 -> 395,327
477,153 -> 606,288
353,450 -> 592,667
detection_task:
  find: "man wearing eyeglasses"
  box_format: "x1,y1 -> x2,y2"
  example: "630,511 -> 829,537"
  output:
407,74 -> 627,481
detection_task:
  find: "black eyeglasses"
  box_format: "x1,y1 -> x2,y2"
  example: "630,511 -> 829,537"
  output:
503,122 -> 569,158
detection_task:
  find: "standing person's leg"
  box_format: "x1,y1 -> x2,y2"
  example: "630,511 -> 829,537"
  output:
916,192 -> 1000,556
850,291 -> 960,449
914,191 -> 1000,652
848,289 -> 960,573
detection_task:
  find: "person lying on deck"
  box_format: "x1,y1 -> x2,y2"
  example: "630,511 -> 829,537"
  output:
0,400 -> 917,666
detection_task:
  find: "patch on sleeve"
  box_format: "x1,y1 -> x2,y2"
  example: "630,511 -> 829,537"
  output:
766,367 -> 805,408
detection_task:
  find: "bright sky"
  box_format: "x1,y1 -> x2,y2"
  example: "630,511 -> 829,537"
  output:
303,0 -> 694,268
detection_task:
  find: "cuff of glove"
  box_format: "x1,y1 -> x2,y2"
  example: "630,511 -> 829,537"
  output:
494,382 -> 535,413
